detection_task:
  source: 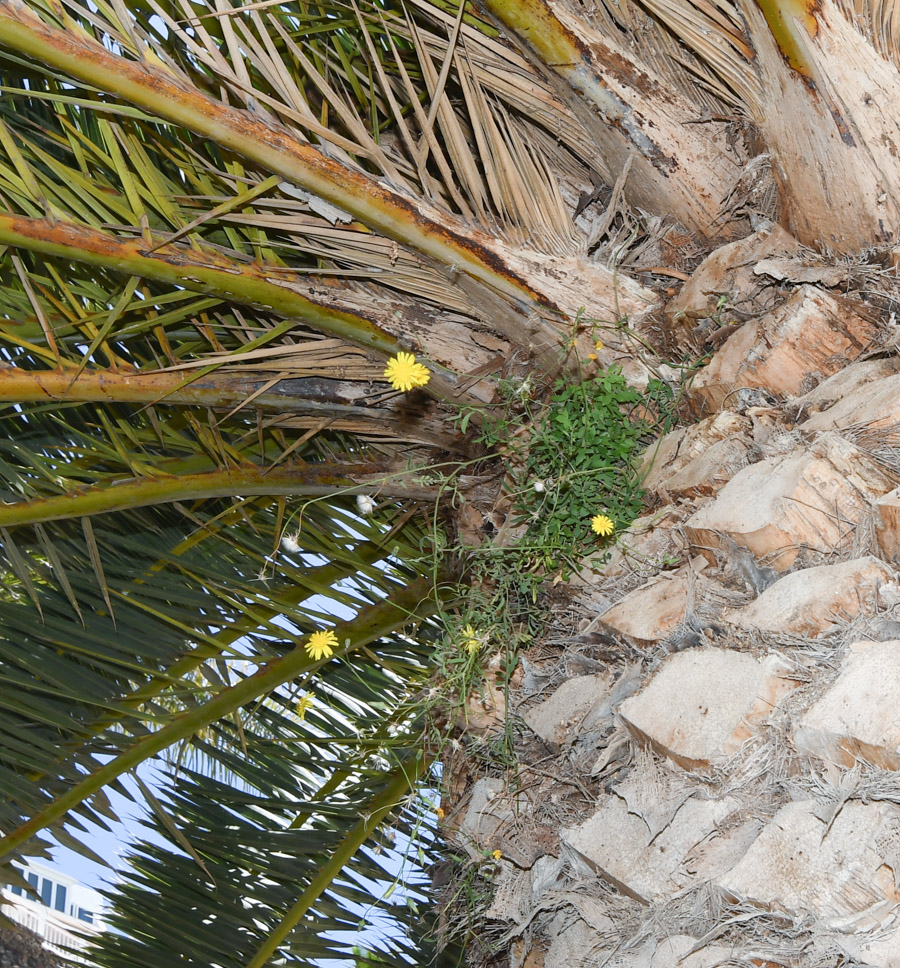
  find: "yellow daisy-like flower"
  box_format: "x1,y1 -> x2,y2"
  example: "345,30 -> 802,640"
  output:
587,352 -> 598,362
591,513 -> 615,537
491,849 -> 502,860
384,352 -> 430,392
461,623 -> 483,654
306,629 -> 338,661
594,339 -> 604,351
296,693 -> 314,720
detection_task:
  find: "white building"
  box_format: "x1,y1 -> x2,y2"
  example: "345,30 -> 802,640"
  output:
2,859 -> 105,963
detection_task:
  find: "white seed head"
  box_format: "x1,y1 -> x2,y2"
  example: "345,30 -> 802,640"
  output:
532,480 -> 546,493
356,494 -> 377,515
281,533 -> 301,554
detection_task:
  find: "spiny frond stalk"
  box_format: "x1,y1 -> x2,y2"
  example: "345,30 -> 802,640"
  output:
0,461 -> 449,526
0,213 -> 399,356
0,366 -> 469,448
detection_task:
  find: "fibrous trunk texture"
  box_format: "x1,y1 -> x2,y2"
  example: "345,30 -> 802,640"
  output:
441,234 -> 900,967
481,0 -> 745,238
744,0 -> 900,251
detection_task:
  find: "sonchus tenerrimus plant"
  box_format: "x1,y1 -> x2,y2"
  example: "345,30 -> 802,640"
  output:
0,0 -> 898,961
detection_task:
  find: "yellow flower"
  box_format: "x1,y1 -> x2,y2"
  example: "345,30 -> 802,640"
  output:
461,623 -> 483,654
306,629 -> 338,661
296,693 -> 314,720
491,849 -> 502,860
384,352 -> 430,392
588,353 -> 598,361
594,339 -> 603,351
436,806 -> 445,820
591,513 -> 615,537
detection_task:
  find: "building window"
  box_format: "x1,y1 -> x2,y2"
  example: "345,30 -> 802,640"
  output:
77,908 -> 93,924
26,872 -> 38,895
40,878 -> 53,907
54,883 -> 67,913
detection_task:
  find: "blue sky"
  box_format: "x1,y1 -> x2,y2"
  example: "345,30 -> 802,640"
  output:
48,761 -> 169,896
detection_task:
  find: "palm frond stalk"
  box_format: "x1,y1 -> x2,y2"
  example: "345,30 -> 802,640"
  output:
0,0 -> 655,335
0,461 -> 453,526
0,366 -> 468,446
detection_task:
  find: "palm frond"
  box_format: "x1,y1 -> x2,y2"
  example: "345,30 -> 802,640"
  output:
0,0 -> 655,337
0,574 -> 439,858
91,745 -> 441,967
0,486 -> 451,963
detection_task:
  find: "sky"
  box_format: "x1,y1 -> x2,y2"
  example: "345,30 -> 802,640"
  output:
47,760 -> 169,898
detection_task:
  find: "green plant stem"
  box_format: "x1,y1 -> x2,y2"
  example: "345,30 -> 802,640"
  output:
0,461 -> 441,527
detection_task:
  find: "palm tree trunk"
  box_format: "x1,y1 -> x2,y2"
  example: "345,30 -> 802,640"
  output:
481,0 -> 746,236
742,0 -> 900,251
